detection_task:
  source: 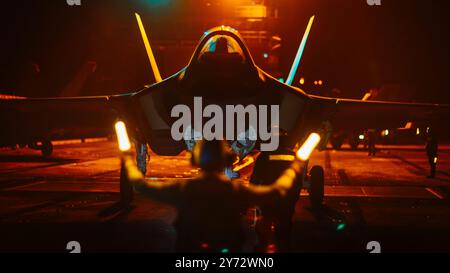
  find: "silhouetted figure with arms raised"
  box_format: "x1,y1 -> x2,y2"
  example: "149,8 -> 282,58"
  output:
121,140 -> 303,252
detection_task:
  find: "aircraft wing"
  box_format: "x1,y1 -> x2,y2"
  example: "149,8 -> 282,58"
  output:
0,12 -> 169,151
0,94 -> 134,146
0,73 -> 188,156
310,95 -> 450,131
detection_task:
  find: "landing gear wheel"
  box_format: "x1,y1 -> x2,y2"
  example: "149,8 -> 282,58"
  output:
309,165 -> 324,208
41,141 -> 53,157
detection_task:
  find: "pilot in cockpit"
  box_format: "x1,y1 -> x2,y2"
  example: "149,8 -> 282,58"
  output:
184,34 -> 258,99
214,37 -> 229,54
197,35 -> 246,65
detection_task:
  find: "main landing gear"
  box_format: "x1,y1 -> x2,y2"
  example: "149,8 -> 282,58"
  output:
308,165 -> 324,207
303,164 -> 325,208
27,140 -> 53,157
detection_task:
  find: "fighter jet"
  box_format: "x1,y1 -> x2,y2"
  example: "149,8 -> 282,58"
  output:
1,15 -> 449,206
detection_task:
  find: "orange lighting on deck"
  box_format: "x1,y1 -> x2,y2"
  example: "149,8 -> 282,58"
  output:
115,121 -> 131,152
235,5 -> 267,18
296,133 -> 321,161
0,94 -> 26,100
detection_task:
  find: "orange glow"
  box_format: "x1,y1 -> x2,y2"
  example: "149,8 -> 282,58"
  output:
314,80 -> 318,85
296,133 -> 321,161
235,5 -> 267,18
115,121 -> 131,152
266,244 -> 277,253
51,138 -> 108,146
232,156 -> 255,172
299,77 -> 305,85
269,155 -> 296,161
362,92 -> 371,101
318,80 -> 323,85
434,157 -> 438,164
201,243 -> 209,249
135,13 -> 162,83
0,94 -> 26,100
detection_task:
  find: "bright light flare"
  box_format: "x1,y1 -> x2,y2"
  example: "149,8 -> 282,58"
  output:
115,121 -> 131,152
336,223 -> 346,231
362,92 -> 371,101
220,248 -> 229,253
359,134 -> 365,140
434,157 -> 438,164
296,133 -> 321,161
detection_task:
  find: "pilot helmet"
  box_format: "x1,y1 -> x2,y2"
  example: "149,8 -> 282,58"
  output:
191,140 -> 235,172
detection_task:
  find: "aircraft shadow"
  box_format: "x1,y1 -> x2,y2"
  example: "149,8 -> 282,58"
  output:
389,153 -> 450,182
307,204 -> 348,228
97,201 -> 136,221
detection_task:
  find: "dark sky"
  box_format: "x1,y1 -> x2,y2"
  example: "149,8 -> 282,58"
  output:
1,0 -> 449,103
278,0 -> 450,101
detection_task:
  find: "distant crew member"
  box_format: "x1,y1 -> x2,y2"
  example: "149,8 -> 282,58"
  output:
367,129 -> 377,156
425,129 -> 438,178
121,140 -> 303,252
